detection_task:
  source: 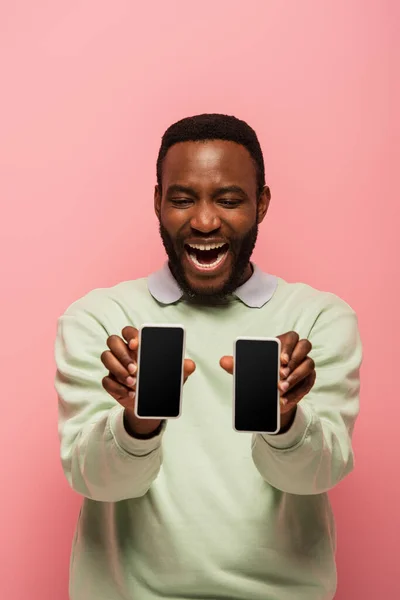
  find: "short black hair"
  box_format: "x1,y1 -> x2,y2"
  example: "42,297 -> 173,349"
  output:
156,113 -> 265,196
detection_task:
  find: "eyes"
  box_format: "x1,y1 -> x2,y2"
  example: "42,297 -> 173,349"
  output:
170,198 -> 242,208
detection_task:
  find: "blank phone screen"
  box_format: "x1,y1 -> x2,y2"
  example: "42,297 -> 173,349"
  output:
136,326 -> 184,418
234,339 -> 279,433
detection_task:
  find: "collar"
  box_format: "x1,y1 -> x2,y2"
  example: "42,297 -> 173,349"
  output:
147,261 -> 278,308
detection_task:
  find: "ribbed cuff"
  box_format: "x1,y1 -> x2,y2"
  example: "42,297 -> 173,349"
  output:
109,406 -> 166,457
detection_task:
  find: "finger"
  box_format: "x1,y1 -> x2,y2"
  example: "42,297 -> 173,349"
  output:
121,326 -> 139,344
128,337 -> 139,352
277,331 -> 299,365
102,375 -> 135,408
121,327 -> 139,353
183,359 -> 196,383
107,334 -> 137,375
101,350 -> 137,387
286,339 -> 312,374
219,355 -> 234,375
281,371 -> 316,407
278,356 -> 315,394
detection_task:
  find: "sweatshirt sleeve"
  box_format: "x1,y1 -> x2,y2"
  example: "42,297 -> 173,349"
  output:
54,301 -> 165,502
251,295 -> 362,495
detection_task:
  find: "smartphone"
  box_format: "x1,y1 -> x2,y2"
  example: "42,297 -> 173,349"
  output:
134,324 -> 186,419
233,337 -> 281,434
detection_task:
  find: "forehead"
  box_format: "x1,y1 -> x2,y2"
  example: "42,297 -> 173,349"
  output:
162,140 -> 257,193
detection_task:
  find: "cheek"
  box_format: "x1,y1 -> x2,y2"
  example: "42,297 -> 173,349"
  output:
161,209 -> 188,235
226,214 -> 256,235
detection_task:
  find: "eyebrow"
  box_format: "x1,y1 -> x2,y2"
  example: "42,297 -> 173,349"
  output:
166,184 -> 249,199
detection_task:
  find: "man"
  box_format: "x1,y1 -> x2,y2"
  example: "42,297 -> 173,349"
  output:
55,113 -> 362,600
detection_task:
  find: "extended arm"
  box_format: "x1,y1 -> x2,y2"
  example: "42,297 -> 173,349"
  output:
55,305 -> 165,502
252,298 -> 362,495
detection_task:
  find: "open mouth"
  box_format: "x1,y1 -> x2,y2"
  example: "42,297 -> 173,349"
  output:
184,242 -> 230,271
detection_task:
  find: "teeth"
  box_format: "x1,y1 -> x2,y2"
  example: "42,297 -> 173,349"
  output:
188,242 -> 225,251
187,248 -> 228,269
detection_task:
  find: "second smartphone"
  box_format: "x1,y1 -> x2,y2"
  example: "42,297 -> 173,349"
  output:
134,324 -> 186,420
233,337 -> 281,434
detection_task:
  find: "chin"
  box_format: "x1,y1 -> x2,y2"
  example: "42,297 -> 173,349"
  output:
189,282 -> 227,297
183,272 -> 235,301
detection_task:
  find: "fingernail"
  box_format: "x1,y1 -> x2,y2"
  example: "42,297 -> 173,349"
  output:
128,391 -> 135,399
128,363 -> 137,375
281,367 -> 290,378
282,353 -> 290,364
126,376 -> 136,387
280,381 -> 290,392
280,397 -> 288,406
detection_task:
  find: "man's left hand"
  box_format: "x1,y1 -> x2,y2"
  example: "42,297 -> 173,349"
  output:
220,332 -> 316,431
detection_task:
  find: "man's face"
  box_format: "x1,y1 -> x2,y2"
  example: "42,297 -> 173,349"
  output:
154,140 -> 270,301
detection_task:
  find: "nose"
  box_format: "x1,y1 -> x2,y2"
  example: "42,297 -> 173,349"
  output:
190,202 -> 221,233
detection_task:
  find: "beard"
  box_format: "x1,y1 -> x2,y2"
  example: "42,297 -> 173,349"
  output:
159,220 -> 259,303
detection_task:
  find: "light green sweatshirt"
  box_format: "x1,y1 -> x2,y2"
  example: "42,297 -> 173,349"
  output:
55,263 -> 362,600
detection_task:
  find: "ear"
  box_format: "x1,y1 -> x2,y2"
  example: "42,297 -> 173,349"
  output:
257,186 -> 271,224
154,185 -> 161,220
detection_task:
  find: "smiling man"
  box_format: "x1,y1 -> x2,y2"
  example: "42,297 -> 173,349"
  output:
157,138 -> 263,302
55,114 -> 362,600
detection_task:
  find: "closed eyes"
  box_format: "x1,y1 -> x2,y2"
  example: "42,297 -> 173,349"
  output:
170,198 -> 242,208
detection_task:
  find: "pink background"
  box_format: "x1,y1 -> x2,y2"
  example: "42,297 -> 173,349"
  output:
1,1 -> 398,598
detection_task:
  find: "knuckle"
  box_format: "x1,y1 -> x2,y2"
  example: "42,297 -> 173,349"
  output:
118,386 -> 129,399
121,355 -> 132,368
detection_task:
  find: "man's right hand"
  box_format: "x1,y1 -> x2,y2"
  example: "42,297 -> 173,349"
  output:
101,326 -> 196,437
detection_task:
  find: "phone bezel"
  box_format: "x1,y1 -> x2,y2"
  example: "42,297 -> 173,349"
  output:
134,323 -> 186,420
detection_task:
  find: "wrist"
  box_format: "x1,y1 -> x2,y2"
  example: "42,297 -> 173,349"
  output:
278,405 -> 297,434
123,409 -> 163,439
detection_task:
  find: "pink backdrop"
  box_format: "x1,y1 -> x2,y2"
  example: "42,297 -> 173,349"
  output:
1,1 -> 398,598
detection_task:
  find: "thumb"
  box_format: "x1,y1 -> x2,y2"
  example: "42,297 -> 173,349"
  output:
219,355 -> 234,375
183,359 -> 196,383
